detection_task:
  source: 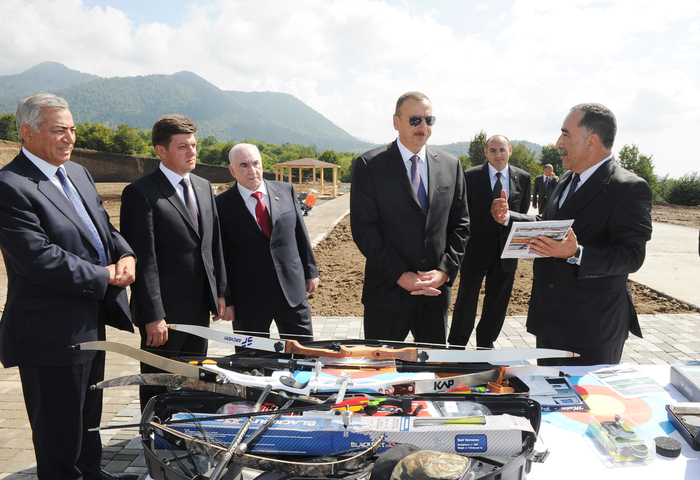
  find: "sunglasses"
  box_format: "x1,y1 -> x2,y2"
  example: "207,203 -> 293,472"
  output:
399,115 -> 436,127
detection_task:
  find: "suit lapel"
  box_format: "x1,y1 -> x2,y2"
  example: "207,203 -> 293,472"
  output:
557,160 -> 613,219
387,142 -> 423,212
21,155 -> 97,251
225,184 -> 268,237
65,162 -> 113,258
425,146 -> 438,215
477,163 -> 492,199
266,181 -> 284,234
154,168 -> 199,235
190,174 -> 208,236
506,165 -> 520,209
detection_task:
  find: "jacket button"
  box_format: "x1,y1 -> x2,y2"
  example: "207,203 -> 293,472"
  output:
421,259 -> 426,264
270,246 -> 275,251
548,284 -> 554,288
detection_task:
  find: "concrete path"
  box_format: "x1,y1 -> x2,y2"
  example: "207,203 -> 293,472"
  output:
630,222 -> 700,308
2,192 -> 700,479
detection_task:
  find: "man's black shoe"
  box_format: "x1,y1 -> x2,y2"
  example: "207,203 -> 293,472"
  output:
98,469 -> 138,480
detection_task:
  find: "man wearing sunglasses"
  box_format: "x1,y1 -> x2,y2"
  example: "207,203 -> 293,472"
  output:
350,92 -> 469,345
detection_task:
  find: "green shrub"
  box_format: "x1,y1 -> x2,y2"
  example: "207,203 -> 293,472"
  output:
664,172 -> 700,206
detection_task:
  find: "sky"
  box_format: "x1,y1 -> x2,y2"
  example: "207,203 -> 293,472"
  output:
1,0 -> 699,178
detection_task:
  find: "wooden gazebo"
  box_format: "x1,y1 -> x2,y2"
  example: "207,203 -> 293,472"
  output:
273,158 -> 339,197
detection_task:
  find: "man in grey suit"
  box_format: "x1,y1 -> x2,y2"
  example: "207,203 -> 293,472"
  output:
532,164 -> 558,211
449,135 -> 531,348
120,115 -> 230,410
492,103 -> 652,365
0,93 -> 137,480
216,143 -> 319,341
351,92 -> 470,345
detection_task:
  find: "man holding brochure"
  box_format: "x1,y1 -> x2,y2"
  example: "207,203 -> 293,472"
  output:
492,103 -> 652,365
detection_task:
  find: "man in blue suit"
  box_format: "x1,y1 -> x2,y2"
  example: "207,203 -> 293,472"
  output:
216,143 -> 319,341
0,94 -> 137,480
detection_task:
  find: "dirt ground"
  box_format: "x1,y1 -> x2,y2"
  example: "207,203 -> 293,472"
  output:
308,202 -> 700,317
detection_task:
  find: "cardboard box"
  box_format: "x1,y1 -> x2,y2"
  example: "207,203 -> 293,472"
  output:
156,413 -> 534,457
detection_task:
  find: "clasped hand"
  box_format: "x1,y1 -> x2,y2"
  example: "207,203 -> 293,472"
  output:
398,270 -> 447,296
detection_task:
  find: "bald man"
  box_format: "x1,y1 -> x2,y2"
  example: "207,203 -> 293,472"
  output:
449,135 -> 531,348
216,143 -> 319,342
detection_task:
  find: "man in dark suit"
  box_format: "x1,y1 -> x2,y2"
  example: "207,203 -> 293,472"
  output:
350,92 -> 470,345
216,143 -> 319,341
120,115 -> 229,410
532,164 -> 558,211
449,135 -> 531,348
492,103 -> 652,365
0,93 -> 137,480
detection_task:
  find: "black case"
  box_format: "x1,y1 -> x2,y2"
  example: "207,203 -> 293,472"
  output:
666,405 -> 700,450
140,391 -> 543,480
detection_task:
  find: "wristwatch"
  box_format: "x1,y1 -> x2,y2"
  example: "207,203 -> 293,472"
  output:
567,245 -> 583,265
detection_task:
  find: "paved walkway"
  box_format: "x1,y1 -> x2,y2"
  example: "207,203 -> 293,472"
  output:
2,192 -> 700,479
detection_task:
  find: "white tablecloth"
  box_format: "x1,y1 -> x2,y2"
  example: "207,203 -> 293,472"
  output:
527,365 -> 700,479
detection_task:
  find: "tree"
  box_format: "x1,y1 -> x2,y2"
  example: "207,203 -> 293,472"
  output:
0,114 -> 19,142
75,122 -> 114,152
200,135 -> 218,148
458,155 -> 472,170
664,172 -> 700,206
318,149 -> 339,165
509,144 -> 541,179
112,124 -> 148,155
539,144 -> 563,176
617,144 -> 658,195
467,130 -> 487,165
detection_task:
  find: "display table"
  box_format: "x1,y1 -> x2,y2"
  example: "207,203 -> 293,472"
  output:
528,365 -> 700,478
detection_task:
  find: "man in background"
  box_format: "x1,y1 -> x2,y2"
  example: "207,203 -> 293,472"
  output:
492,103 -> 652,365
350,91 -> 469,345
449,135 -> 531,348
532,163 -> 558,211
120,114 -> 229,410
0,93 -> 137,480
216,143 -> 318,342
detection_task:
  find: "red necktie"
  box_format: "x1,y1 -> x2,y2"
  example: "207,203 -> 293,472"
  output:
252,191 -> 272,238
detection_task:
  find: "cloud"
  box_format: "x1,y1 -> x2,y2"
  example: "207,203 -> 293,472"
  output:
1,0 -> 699,176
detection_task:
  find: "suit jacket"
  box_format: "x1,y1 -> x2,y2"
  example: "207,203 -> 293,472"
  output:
462,163 -> 531,273
0,152 -> 133,367
216,181 -> 318,318
350,141 -> 470,311
120,167 -> 227,327
510,158 -> 652,349
532,174 -> 558,210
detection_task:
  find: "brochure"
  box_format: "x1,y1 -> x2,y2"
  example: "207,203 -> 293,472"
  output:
501,219 -> 574,259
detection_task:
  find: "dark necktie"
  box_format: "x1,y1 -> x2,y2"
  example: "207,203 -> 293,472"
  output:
179,178 -> 199,229
564,173 -> 580,203
410,155 -> 428,213
493,172 -> 503,199
56,167 -> 107,266
544,176 -> 548,189
252,191 -> 272,238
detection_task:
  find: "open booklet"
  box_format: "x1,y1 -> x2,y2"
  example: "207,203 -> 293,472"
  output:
501,219 -> 574,259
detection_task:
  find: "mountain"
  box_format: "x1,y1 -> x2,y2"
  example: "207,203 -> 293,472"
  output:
434,140 -> 543,158
0,61 -> 98,100
0,63 -> 373,152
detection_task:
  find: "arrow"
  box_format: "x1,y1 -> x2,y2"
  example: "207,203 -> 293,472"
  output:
169,324 -> 577,363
